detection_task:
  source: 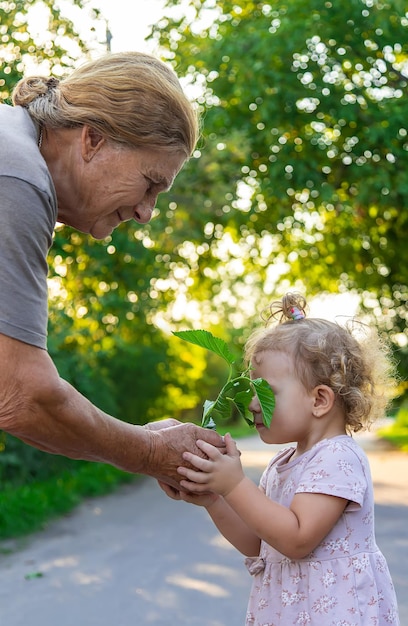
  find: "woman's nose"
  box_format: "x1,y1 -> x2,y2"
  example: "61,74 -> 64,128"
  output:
134,199 -> 155,224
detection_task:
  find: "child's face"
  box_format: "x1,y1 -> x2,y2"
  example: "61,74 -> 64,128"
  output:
249,350 -> 316,445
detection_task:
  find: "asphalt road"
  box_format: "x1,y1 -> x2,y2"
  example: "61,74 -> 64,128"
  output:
0,433 -> 407,626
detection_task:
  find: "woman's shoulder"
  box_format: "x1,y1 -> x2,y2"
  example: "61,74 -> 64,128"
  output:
0,105 -> 51,191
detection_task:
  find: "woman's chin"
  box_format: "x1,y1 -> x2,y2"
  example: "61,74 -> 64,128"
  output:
89,222 -> 116,239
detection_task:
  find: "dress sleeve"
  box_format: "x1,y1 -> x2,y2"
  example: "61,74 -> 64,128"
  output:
295,440 -> 368,507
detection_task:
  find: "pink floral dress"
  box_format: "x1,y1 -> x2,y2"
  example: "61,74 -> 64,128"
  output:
244,435 -> 400,626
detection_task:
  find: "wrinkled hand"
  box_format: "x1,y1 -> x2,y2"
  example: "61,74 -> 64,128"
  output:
177,433 -> 245,497
157,480 -> 219,508
144,422 -> 226,490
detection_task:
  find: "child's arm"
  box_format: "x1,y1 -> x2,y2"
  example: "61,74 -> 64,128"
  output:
158,481 -> 261,556
178,435 -> 348,560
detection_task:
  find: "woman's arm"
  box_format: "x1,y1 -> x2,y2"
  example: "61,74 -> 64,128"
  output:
178,435 -> 348,559
0,333 -> 225,487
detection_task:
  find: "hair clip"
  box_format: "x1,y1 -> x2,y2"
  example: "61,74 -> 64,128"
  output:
290,306 -> 306,321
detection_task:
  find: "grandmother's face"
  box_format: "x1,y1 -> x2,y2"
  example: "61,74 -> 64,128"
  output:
57,128 -> 186,239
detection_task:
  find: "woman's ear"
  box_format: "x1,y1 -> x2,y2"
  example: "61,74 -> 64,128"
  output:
81,125 -> 105,162
311,385 -> 335,417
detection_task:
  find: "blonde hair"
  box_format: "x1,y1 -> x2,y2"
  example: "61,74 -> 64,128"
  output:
12,51 -> 199,157
245,292 -> 397,433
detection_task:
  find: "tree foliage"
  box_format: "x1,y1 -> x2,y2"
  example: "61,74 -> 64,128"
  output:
47,224 -> 210,424
0,0 -> 97,101
1,0 -> 406,448
0,0 -> 222,426
151,0 -> 408,382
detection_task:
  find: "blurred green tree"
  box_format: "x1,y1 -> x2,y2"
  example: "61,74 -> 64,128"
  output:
0,1 -> 212,486
0,0 -> 98,101
2,0 -> 406,436
0,0 -> 210,425
150,0 -> 408,390
47,224 -> 210,424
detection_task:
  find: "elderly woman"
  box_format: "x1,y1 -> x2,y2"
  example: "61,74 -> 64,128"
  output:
0,51 -> 223,487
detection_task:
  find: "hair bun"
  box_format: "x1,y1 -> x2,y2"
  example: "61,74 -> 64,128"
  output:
46,77 -> 59,90
262,292 -> 307,324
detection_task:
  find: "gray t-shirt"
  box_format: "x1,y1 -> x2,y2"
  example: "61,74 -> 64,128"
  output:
0,104 -> 57,348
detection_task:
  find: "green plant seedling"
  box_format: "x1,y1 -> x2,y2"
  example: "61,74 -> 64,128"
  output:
173,329 -> 275,429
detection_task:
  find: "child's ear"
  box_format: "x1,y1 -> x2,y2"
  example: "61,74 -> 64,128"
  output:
312,385 -> 335,417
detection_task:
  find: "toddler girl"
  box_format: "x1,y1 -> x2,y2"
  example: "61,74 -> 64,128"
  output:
166,292 -> 400,625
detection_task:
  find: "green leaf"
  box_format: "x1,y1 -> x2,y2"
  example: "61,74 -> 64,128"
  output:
231,387 -> 253,421
174,331 -> 275,430
224,377 -> 252,415
210,379 -> 236,418
251,378 -> 275,428
173,330 -> 235,365
202,379 -> 236,424
202,399 -> 216,425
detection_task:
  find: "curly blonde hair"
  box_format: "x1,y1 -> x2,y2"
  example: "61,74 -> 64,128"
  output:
12,51 -> 199,157
244,292 -> 397,433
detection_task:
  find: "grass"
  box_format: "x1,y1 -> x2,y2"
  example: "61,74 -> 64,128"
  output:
378,429 -> 408,451
0,462 -> 136,541
377,425 -> 408,451
377,404 -> 408,452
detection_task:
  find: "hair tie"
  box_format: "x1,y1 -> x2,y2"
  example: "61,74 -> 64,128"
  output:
46,77 -> 59,90
290,306 -> 305,321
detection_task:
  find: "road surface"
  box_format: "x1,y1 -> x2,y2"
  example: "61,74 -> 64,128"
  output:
0,433 -> 406,625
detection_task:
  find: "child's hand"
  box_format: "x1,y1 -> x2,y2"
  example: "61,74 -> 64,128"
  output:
157,480 -> 219,508
178,433 -> 245,497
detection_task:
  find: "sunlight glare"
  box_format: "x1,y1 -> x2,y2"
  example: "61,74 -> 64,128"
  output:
166,573 -> 230,598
